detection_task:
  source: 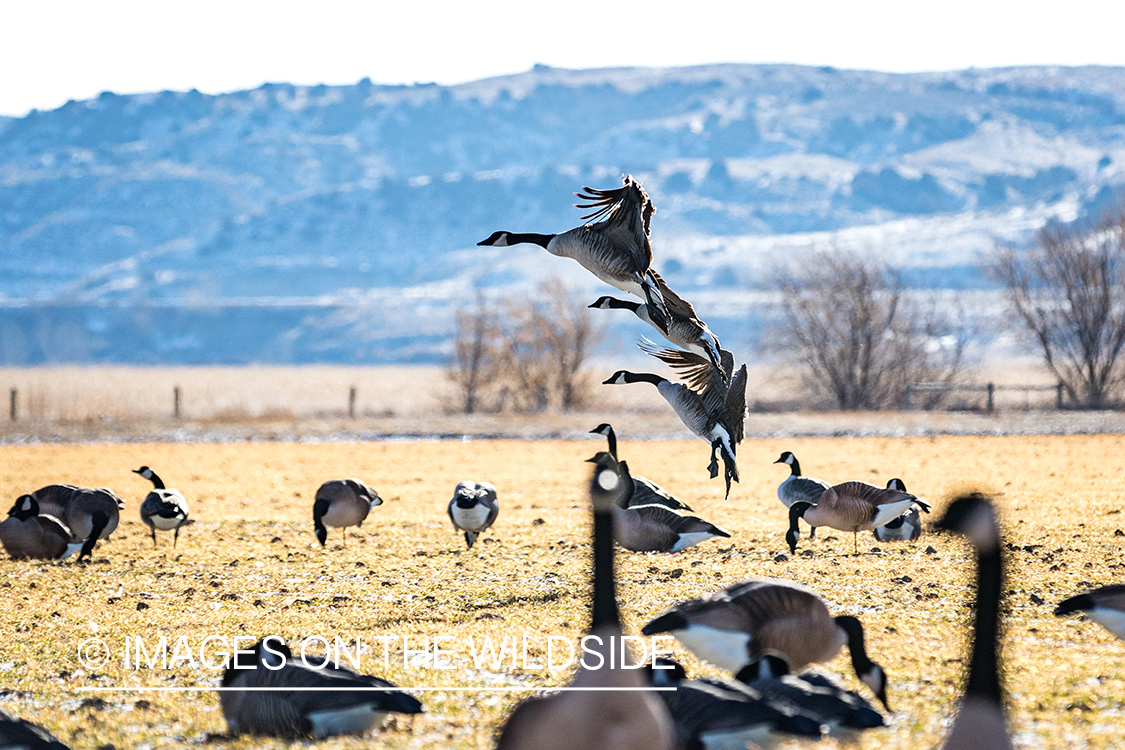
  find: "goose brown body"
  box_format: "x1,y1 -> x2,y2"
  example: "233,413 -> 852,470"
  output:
0,496 -> 80,560
313,478 -> 382,546
29,484 -> 121,560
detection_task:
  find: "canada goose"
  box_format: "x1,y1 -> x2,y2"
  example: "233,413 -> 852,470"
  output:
603,353 -> 747,499
589,423 -> 693,511
589,270 -> 724,375
478,175 -> 671,333
220,635 -> 422,738
1055,583 -> 1125,640
934,494 -> 1013,750
786,481 -> 930,555
132,466 -> 193,548
447,481 -> 499,549
0,495 -> 83,560
495,454 -> 674,750
646,657 -> 822,749
872,479 -> 923,542
313,478 -> 382,547
641,577 -> 890,710
29,484 -> 122,561
735,654 -> 885,734
0,708 -> 71,749
773,451 -> 830,539
611,459 -> 731,553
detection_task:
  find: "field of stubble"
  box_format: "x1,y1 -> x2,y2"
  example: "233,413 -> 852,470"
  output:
1,434 -> 1124,749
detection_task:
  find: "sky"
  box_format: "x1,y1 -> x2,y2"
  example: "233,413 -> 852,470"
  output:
3,0 -> 1125,117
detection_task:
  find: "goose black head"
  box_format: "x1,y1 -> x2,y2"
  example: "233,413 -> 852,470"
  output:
8,494 -> 38,520
589,296 -> 615,309
645,656 -> 687,687
774,451 -> 796,465
886,478 -> 907,492
477,231 -> 511,247
132,466 -> 153,478
585,451 -> 612,464
589,423 -> 613,436
734,653 -> 791,683
936,493 -> 999,552
602,370 -> 630,385
836,615 -> 890,710
589,453 -> 625,513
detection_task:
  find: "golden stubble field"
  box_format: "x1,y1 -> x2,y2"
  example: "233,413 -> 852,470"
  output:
1,434 -> 1124,749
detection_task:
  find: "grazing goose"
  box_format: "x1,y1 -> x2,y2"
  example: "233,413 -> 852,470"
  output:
478,175 -> 671,333
935,494 -> 1013,750
495,454 -> 674,750
773,451 -> 830,539
589,271 -> 724,375
220,635 -> 422,738
29,484 -> 122,561
0,708 -> 71,749
0,495 -> 83,560
611,459 -> 730,553
132,466 -> 193,548
589,423 -> 693,511
786,480 -> 930,555
1055,583 -> 1125,640
604,350 -> 747,499
646,657 -> 822,749
872,479 -> 923,542
313,479 -> 382,547
447,481 -> 499,549
641,577 -> 890,709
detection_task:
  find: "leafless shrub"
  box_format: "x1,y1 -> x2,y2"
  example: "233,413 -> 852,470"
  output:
448,279 -> 606,413
772,249 -> 967,410
991,213 -> 1125,409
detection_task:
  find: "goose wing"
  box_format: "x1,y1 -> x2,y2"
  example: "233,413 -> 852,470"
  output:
749,673 -> 885,730
575,175 -> 654,271
630,475 -> 693,511
638,341 -> 726,411
629,505 -> 729,538
779,476 -> 831,507
659,678 -> 822,745
141,490 -> 188,519
643,578 -> 824,635
824,482 -> 919,529
723,364 -> 749,445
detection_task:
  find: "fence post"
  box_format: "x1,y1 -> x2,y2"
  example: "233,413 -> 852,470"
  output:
173,386 -> 181,419
904,384 -> 913,410
1056,381 -> 1064,410
8,388 -> 16,422
349,386 -> 357,419
986,383 -> 995,414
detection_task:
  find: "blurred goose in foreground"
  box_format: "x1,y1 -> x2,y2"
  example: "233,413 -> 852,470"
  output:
589,271 -> 724,375
0,495 -> 83,560
1055,583 -> 1125,640
610,459 -> 730,553
30,484 -> 122,561
774,451 -> 830,539
0,708 -> 71,749
220,635 -> 422,738
495,454 -> 674,750
646,657 -> 822,749
133,466 -> 193,548
447,481 -> 499,549
642,577 -> 889,710
935,494 -> 1013,750
313,479 -> 382,547
589,424 -> 692,511
604,345 -> 746,499
787,480 -> 929,555
872,479 -> 923,542
478,175 -> 670,333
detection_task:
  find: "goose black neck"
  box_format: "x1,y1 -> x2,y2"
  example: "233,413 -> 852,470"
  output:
789,457 -> 802,477
836,615 -> 874,675
148,472 -> 166,490
507,232 -> 554,249
627,372 -> 666,387
605,429 -> 617,460
591,508 -> 619,629
966,542 -> 1004,703
788,502 -> 810,533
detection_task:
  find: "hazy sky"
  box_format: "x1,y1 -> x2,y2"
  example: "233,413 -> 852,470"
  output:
3,0 -> 1125,117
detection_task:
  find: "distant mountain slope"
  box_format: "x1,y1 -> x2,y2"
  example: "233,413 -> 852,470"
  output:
3,63 -> 1125,363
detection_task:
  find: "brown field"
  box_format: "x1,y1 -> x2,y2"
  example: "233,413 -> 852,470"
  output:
2,434 -> 1125,749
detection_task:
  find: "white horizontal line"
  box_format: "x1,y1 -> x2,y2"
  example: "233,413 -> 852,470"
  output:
76,686 -> 675,693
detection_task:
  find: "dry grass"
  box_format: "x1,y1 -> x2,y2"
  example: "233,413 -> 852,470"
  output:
1,434 -> 1125,749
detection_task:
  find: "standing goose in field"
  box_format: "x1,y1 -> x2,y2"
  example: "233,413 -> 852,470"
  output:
872,478 -> 924,542
0,708 -> 71,749
604,347 -> 747,499
478,175 -> 671,333
774,451 -> 831,539
641,577 -> 890,710
786,480 -> 929,555
589,423 -> 693,511
1055,583 -> 1125,640
495,454 -> 674,750
0,495 -> 84,560
589,269 -> 725,376
934,494 -> 1013,750
132,466 -> 193,548
220,635 -> 422,738
30,484 -> 122,561
447,481 -> 499,550
610,458 -> 731,553
313,478 -> 382,547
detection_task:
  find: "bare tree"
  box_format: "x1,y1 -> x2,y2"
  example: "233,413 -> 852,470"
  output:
447,291 -> 505,414
773,250 -> 966,410
530,278 -> 605,411
991,214 -> 1125,408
